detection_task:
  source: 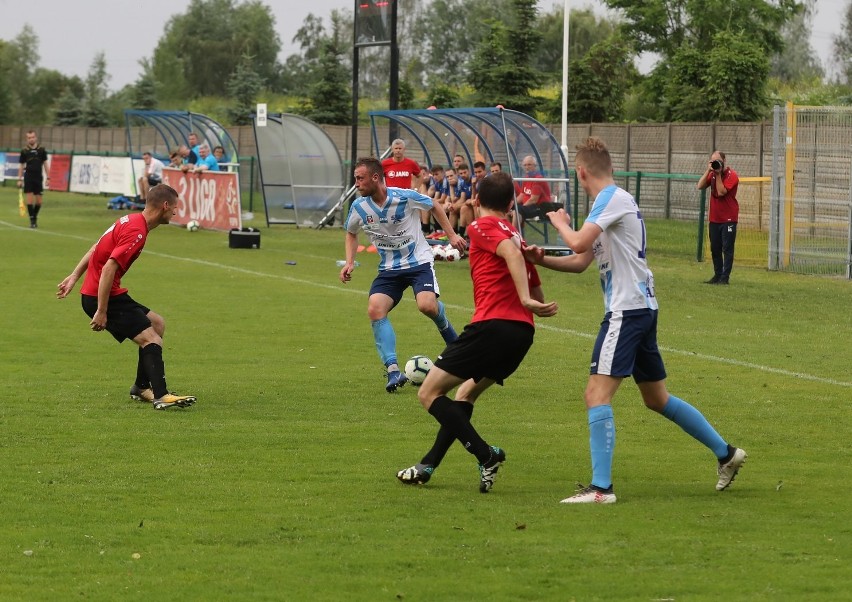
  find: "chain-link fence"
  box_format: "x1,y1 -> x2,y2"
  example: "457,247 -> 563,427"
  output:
771,103 -> 852,278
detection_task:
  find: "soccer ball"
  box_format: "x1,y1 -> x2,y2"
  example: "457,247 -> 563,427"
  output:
432,245 -> 446,261
186,220 -> 200,232
444,246 -> 461,262
404,355 -> 433,386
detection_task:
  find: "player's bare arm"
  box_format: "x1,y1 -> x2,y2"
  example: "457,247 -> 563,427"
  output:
546,208 -> 601,254
496,239 -> 558,318
92,259 -> 119,331
430,205 -> 467,251
57,244 -> 96,299
340,231 -> 359,283
524,243 -> 593,273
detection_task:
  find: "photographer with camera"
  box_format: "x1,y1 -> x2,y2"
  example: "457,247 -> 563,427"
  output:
697,151 -> 739,284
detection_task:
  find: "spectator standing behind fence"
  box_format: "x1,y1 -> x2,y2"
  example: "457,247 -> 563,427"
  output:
382,139 -> 422,189
137,152 -> 164,202
193,143 -> 220,173
18,130 -> 50,228
187,132 -> 201,157
173,145 -> 198,172
697,151 -> 739,285
168,149 -> 183,169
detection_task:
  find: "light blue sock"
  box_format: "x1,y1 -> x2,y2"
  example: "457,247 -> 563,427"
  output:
430,301 -> 450,331
430,301 -> 458,343
661,395 -> 728,459
588,405 -> 615,490
371,317 -> 397,368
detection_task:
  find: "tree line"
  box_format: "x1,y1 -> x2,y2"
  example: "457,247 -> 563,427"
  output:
1,0 -> 850,129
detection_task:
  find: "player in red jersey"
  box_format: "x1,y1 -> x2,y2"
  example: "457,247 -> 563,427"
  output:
381,139 -> 422,189
396,171 -> 558,492
56,184 -> 197,410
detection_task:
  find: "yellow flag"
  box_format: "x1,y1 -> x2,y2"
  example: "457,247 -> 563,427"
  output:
18,188 -> 25,217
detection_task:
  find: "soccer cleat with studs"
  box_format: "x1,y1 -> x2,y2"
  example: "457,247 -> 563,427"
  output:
129,384 -> 155,403
385,370 -> 408,393
560,483 -> 617,504
152,393 -> 197,410
478,446 -> 506,493
716,447 -> 747,491
397,463 -> 434,485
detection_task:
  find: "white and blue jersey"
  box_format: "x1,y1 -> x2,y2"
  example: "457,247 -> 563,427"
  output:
345,187 -> 435,271
459,177 -> 472,199
586,185 -> 658,313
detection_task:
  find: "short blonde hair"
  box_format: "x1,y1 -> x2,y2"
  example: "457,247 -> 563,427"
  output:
575,137 -> 612,177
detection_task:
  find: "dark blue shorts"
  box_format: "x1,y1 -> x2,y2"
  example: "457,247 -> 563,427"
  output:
590,309 -> 667,383
81,293 -> 152,343
369,263 -> 440,307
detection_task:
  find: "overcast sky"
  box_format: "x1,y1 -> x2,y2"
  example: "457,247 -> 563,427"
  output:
0,0 -> 844,92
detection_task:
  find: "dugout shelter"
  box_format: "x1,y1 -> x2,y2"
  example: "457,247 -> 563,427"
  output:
124,110 -> 238,164
368,107 -> 572,248
252,113 -> 347,227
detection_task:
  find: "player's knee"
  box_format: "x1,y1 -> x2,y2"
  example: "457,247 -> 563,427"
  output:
416,300 -> 438,316
367,306 -> 387,321
147,311 -> 166,336
135,328 -> 163,348
417,386 -> 435,409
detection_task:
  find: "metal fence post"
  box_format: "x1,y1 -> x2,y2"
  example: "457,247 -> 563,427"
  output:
697,188 -> 706,262
249,156 -> 255,213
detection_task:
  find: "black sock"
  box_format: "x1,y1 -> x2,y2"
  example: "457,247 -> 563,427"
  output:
33,204 -> 41,216
27,204 -> 35,218
421,223 -> 431,234
457,226 -> 466,238
421,401 -> 474,467
135,347 -> 150,389
139,343 -> 168,398
427,395 -> 490,463
720,444 -> 737,464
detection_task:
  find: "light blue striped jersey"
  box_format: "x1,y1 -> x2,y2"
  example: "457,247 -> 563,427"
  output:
586,185 -> 658,313
345,187 -> 435,271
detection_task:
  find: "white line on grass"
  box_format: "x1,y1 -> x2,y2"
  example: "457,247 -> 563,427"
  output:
146,250 -> 852,389
9,220 -> 848,389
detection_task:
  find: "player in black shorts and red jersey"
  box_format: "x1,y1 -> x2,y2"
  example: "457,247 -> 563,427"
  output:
397,172 -> 559,492
17,130 -> 50,228
56,184 -> 197,410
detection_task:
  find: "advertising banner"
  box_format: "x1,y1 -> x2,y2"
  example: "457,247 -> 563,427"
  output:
99,156 -> 137,196
161,168 -> 242,231
48,154 -> 72,191
2,153 -> 21,182
69,155 -> 102,194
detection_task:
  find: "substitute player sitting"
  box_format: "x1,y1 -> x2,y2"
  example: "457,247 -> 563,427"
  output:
339,157 -> 467,393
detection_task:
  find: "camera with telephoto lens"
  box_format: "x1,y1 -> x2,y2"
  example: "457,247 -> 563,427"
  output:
710,159 -> 723,170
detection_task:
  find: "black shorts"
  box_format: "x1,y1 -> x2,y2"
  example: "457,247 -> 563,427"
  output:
23,176 -> 44,195
434,319 -> 534,385
81,293 -> 152,343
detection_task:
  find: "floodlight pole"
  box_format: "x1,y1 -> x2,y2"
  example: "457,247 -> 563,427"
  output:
350,43 -> 360,188
389,0 -> 400,143
560,0 -> 570,162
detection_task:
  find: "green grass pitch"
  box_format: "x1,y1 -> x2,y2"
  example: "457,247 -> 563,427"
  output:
1,189 -> 850,601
